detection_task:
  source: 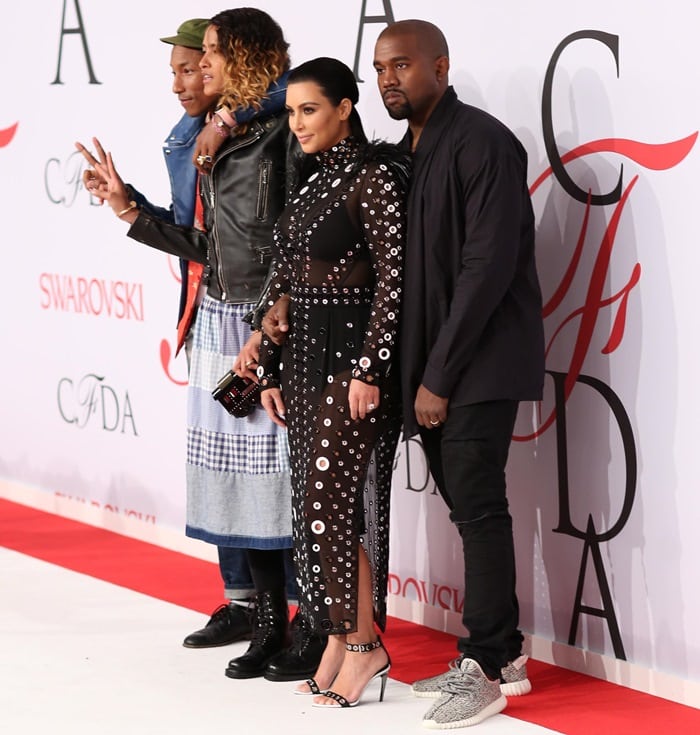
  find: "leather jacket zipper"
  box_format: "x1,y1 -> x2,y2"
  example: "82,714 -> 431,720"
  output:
256,159 -> 272,221
210,186 -> 227,300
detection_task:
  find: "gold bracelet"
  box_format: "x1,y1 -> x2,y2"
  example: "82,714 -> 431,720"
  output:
117,201 -> 138,218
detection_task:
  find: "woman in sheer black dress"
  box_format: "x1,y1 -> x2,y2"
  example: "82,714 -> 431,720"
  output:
256,58 -> 408,708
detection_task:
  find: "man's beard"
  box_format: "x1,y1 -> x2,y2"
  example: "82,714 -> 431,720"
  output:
383,95 -> 412,121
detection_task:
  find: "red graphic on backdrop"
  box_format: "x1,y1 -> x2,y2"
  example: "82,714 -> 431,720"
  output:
167,255 -> 182,283
387,573 -> 464,613
158,254 -> 188,386
515,132 -> 697,441
160,338 -> 187,386
0,122 -> 18,147
39,272 -> 144,320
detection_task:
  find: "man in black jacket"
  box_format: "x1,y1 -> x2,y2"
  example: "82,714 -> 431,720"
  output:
374,20 -> 544,728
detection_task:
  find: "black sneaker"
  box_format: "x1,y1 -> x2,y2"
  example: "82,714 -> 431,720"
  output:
263,610 -> 327,681
182,603 -> 253,648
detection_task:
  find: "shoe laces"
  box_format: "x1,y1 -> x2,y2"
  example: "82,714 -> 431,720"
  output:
250,610 -> 270,645
438,667 -> 483,698
250,611 -> 274,645
250,625 -> 268,646
289,613 -> 314,652
207,604 -> 233,626
249,596 -> 284,645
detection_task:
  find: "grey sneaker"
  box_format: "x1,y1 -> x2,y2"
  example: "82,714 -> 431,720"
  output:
422,658 -> 507,729
499,654 -> 532,696
412,654 -> 532,698
411,658 -> 460,698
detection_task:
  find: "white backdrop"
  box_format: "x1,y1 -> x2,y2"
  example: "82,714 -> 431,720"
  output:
2,0 -> 698,705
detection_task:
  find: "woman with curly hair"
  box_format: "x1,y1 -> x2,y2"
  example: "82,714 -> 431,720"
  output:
87,8 -> 302,679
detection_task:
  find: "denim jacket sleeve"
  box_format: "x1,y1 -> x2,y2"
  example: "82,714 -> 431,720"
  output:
227,71 -> 289,126
124,184 -> 175,224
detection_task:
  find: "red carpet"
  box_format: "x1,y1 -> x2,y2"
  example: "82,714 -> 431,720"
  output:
2,497 -> 698,733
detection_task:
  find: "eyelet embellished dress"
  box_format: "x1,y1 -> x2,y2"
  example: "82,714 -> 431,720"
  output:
258,138 -> 407,634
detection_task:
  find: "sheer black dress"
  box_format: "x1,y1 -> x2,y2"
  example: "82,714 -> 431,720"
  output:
258,137 -> 408,634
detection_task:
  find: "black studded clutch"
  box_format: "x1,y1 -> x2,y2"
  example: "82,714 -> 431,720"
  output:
212,369 -> 261,418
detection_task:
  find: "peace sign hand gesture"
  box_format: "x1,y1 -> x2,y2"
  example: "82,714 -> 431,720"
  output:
75,137 -> 138,223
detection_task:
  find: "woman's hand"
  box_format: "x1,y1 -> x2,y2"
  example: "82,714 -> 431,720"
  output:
192,121 -> 226,174
348,378 -> 380,421
233,331 -> 263,381
261,294 -> 290,345
260,388 -> 287,428
75,138 -> 137,223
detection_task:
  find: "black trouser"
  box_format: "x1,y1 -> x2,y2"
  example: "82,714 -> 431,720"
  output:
419,399 -> 523,681
245,548 -> 294,597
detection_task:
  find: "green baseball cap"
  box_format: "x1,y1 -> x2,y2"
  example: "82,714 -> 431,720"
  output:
160,18 -> 210,50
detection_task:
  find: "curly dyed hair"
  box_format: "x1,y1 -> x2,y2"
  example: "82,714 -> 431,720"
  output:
209,8 -> 290,113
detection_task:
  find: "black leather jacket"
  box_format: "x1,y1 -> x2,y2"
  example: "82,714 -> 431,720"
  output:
128,112 -> 294,303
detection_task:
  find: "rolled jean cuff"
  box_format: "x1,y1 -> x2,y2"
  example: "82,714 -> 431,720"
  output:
224,586 -> 255,602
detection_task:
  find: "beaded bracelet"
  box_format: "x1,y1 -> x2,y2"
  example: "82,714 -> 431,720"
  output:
211,114 -> 230,138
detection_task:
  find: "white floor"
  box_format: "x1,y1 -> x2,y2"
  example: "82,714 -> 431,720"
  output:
0,548 -> 560,735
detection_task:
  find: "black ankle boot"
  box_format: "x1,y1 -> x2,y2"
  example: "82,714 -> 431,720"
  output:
264,609 -> 327,681
225,590 -> 290,679
182,602 -> 253,648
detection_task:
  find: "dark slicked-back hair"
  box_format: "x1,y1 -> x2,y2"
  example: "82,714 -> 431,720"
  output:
288,57 -> 367,143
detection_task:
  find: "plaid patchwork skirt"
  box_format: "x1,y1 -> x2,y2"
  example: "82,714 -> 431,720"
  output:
185,295 -> 292,549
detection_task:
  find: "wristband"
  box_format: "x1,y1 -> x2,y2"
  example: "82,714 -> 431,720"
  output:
214,106 -> 237,128
211,114 -> 230,138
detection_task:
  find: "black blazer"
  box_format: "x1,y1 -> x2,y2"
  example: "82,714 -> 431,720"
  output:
400,87 -> 545,436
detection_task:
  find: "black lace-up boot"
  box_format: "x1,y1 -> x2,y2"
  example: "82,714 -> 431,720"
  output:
182,602 -> 253,648
263,609 -> 327,681
224,590 -> 290,679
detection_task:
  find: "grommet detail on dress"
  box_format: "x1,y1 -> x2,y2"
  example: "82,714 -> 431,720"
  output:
311,520 -> 326,535
254,137 -> 404,635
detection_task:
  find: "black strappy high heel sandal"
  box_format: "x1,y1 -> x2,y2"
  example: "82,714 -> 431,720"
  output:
312,638 -> 391,708
294,676 -> 332,696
